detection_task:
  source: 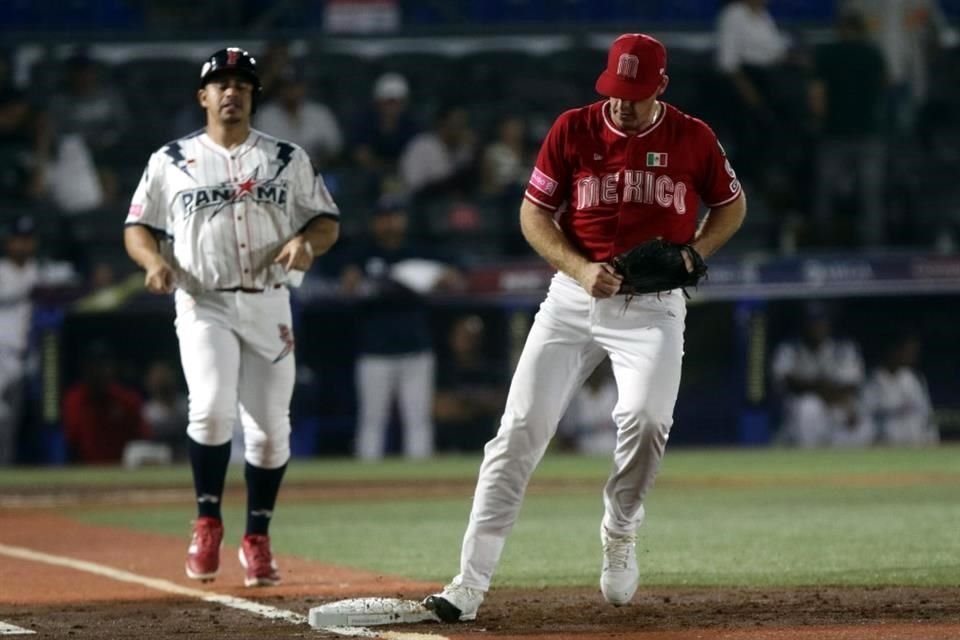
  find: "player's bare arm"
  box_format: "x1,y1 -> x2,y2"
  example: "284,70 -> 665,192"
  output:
275,217 -> 339,272
691,191 -> 747,261
519,199 -> 622,298
123,225 -> 174,294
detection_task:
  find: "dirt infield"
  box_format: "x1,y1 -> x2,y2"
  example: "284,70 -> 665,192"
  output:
2,510 -> 959,640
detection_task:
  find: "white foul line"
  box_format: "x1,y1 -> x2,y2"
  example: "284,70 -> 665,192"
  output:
0,622 -> 35,636
0,543 -> 447,640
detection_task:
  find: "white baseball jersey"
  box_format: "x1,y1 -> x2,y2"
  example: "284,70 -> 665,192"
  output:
0,258 -> 76,353
771,338 -> 865,390
125,128 -> 339,292
862,367 -> 937,445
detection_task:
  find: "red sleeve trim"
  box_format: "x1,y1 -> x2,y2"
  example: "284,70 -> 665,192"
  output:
705,186 -> 742,209
524,191 -> 558,211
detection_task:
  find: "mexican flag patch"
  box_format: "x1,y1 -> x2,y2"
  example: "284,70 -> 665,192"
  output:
646,152 -> 668,167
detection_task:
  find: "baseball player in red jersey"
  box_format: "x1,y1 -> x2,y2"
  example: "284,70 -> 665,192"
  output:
423,34 -> 747,622
123,48 -> 340,587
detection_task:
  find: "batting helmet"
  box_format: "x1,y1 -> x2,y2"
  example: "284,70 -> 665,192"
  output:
198,47 -> 262,111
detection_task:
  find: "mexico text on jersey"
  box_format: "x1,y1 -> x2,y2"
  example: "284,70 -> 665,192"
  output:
524,101 -> 741,262
125,129 -> 339,292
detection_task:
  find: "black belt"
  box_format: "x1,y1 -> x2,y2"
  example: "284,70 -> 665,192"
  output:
215,284 -> 283,293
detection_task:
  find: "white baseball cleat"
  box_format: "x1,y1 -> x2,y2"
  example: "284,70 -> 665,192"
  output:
600,526 -> 639,606
422,582 -> 484,622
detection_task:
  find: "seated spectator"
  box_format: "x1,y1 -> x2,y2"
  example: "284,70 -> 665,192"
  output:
480,114 -> 531,199
62,342 -> 150,464
46,132 -> 104,214
862,332 -> 938,446
255,41 -> 294,104
350,73 -> 418,182
558,359 -> 618,455
399,104 -> 476,199
142,361 -> 189,460
771,303 -> 873,447
809,9 -> 888,247
0,86 -> 49,202
47,52 -> 130,202
255,66 -> 343,170
434,315 -> 507,452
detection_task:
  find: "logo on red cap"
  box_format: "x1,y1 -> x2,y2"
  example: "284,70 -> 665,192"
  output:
616,54 -> 640,80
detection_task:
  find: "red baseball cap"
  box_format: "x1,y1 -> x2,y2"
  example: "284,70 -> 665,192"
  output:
595,33 -> 667,101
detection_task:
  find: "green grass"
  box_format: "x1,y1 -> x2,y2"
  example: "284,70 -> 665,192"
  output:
2,446 -> 957,487
4,447 -> 959,588
0,454 -> 607,488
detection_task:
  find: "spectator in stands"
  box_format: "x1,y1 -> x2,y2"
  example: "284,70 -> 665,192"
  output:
0,216 -> 76,464
557,358 -> 618,455
714,0 -> 802,186
399,104 -> 477,199
479,114 -> 535,255
256,41 -> 294,104
339,194 -> 463,461
0,85 -> 50,202
862,332 -> 938,446
47,52 -> 130,203
434,314 -> 507,452
256,66 -> 343,170
771,302 -> 872,447
480,114 -> 531,199
847,0 -> 959,136
350,72 -> 418,183
62,341 -> 150,464
809,8 -> 888,247
142,360 -> 189,460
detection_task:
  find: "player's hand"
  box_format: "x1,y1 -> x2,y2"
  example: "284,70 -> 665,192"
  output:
144,258 -> 175,294
275,235 -> 315,272
575,262 -> 622,299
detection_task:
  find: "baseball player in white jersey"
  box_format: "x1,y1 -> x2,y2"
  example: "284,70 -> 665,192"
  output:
770,304 -> 870,448
123,47 -> 339,587
862,333 -> 938,446
0,216 -> 76,464
423,34 -> 747,622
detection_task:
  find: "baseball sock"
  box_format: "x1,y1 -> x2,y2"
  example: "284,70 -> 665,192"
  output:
244,461 -> 287,535
188,438 -> 232,521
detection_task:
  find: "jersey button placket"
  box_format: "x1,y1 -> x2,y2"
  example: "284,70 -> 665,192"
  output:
237,211 -> 251,283
233,159 -> 252,286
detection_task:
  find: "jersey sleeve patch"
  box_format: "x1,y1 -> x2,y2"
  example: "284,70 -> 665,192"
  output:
529,167 -> 558,196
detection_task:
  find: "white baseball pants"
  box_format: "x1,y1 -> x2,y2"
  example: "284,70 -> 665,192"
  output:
354,351 -> 435,461
175,288 -> 295,469
454,272 -> 686,591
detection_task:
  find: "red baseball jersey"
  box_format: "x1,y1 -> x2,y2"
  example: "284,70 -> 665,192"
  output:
524,100 -> 741,262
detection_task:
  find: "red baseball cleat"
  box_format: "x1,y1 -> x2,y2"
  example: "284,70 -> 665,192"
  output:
238,534 -> 280,587
185,517 -> 223,582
